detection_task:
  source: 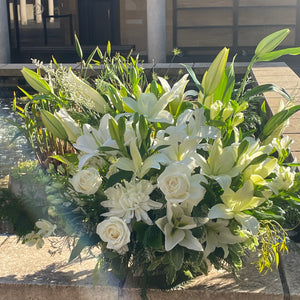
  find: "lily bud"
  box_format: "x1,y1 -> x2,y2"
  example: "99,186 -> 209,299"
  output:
40,109 -> 68,141
222,103 -> 234,121
202,47 -> 229,96
210,100 -> 222,120
108,118 -> 119,142
54,108 -> 82,143
69,69 -> 109,113
21,67 -> 52,94
232,112 -> 244,127
255,29 -> 290,58
139,114 -> 148,140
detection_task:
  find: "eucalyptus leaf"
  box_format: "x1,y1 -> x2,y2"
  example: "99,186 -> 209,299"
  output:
238,139 -> 249,159
147,256 -> 165,272
143,226 -> 162,249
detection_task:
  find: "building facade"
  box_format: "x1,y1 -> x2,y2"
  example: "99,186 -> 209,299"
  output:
2,0 -> 300,63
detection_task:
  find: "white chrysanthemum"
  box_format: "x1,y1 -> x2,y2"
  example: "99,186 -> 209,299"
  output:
102,179 -> 162,225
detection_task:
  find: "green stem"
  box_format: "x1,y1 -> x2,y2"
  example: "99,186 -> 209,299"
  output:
235,56 -> 257,103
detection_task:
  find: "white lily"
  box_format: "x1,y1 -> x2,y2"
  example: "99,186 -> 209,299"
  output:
203,219 -> 246,258
238,137 -> 273,170
243,157 -> 277,186
114,139 -> 168,178
35,219 -> 56,238
208,180 -> 266,235
74,114 -> 117,169
123,92 -> 174,124
268,166 -> 295,194
155,130 -> 201,167
197,138 -> 240,190
175,107 -> 220,140
156,203 -> 203,251
158,74 -> 197,115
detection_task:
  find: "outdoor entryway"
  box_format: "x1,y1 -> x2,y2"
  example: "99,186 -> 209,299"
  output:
7,0 -> 125,62
78,0 -> 120,45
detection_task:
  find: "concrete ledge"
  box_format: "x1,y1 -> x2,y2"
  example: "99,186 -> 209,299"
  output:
0,235 -> 295,300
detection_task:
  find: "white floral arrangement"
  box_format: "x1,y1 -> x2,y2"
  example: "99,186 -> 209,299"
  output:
7,29 -> 300,290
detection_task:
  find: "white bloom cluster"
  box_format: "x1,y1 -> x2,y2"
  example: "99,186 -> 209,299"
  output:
102,179 -> 162,225
23,219 -> 56,249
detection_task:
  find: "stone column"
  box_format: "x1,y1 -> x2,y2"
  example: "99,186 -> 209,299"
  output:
48,0 -> 54,22
20,0 -> 27,25
147,0 -> 166,63
35,0 -> 42,23
0,0 -> 11,63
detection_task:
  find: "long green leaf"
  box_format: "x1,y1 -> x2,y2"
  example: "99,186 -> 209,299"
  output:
257,47 -> 300,62
260,105 -> 300,141
255,28 -> 290,57
50,154 -> 78,165
240,84 -> 291,103
182,63 -> 204,94
74,34 -> 83,60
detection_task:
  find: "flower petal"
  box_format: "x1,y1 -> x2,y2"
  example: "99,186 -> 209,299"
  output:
179,230 -> 203,251
164,223 -> 185,251
234,213 -> 259,235
208,204 -> 234,220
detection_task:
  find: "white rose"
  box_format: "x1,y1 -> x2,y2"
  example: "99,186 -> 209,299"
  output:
70,167 -> 102,195
96,217 -> 130,253
157,164 -> 190,203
